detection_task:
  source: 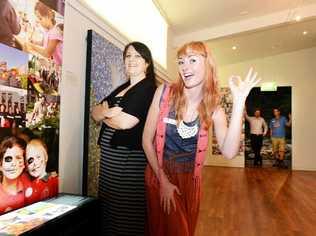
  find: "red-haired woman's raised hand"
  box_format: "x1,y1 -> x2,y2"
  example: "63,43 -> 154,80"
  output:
228,67 -> 261,103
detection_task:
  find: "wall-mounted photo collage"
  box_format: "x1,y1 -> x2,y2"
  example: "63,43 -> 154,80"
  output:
0,0 -> 64,215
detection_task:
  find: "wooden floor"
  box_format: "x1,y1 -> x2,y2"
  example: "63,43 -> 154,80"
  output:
195,166 -> 316,236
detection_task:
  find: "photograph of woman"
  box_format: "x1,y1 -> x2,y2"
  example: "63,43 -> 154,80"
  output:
0,136 -> 30,214
91,42 -> 157,235
143,41 -> 260,236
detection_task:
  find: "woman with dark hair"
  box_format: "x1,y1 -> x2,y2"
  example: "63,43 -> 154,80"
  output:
0,136 -> 29,214
0,104 -> 11,128
92,42 -> 157,235
13,105 -> 23,128
0,104 -> 7,127
6,105 -> 14,127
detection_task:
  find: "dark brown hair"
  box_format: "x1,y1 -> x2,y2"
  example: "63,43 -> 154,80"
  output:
123,42 -> 155,82
35,1 -> 56,25
0,136 -> 27,164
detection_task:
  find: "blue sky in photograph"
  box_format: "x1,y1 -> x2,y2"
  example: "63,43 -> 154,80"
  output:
0,43 -> 28,68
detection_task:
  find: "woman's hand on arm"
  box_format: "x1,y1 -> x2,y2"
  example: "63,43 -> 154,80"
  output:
142,84 -> 180,214
214,68 -> 261,159
103,109 -> 139,130
91,101 -> 109,122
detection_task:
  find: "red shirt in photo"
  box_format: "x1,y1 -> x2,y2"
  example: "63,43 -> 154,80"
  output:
25,173 -> 58,205
0,174 -> 31,214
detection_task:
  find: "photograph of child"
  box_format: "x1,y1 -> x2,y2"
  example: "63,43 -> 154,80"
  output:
24,139 -> 58,205
0,0 -> 64,67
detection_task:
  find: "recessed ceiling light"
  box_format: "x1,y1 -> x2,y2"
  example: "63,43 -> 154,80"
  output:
303,31 -> 308,35
295,15 -> 301,22
232,46 -> 237,50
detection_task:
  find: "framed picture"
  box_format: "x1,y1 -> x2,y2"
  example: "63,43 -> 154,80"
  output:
83,30 -> 126,196
244,87 -> 292,168
0,0 -> 64,215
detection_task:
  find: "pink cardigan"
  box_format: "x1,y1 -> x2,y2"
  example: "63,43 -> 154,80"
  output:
155,85 -> 209,182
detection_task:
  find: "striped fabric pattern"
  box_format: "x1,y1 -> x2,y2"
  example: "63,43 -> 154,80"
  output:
98,127 -> 147,235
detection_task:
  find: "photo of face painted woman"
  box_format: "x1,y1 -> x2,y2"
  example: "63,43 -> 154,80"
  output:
0,136 -> 30,214
0,127 -> 59,215
24,139 -> 58,205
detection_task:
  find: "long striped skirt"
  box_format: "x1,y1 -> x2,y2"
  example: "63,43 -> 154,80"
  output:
98,127 -> 147,235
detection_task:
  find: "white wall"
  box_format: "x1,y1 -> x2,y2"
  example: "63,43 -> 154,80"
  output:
166,30 -> 178,81
205,47 -> 316,170
59,0 -> 171,194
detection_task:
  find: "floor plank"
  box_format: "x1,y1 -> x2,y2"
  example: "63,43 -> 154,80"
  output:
196,167 -> 316,236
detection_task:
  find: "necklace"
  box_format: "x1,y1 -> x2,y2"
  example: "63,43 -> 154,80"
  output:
177,109 -> 199,139
177,120 -> 198,139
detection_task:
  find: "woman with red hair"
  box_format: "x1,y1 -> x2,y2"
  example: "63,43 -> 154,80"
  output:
143,41 -> 260,236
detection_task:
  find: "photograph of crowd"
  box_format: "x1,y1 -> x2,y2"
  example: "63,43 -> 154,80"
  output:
0,86 -> 27,128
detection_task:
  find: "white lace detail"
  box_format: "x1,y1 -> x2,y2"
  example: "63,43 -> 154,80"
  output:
177,120 -> 198,139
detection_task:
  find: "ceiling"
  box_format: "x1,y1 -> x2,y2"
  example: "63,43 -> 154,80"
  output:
155,0 -> 316,35
207,17 -> 316,66
155,0 -> 316,66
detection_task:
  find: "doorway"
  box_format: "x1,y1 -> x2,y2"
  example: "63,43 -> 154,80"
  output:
244,87 -> 292,168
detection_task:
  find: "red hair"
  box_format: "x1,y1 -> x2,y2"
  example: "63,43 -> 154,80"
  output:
170,41 -> 220,130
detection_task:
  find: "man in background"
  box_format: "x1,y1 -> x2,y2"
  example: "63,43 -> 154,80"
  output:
245,108 -> 268,166
270,108 -> 291,168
